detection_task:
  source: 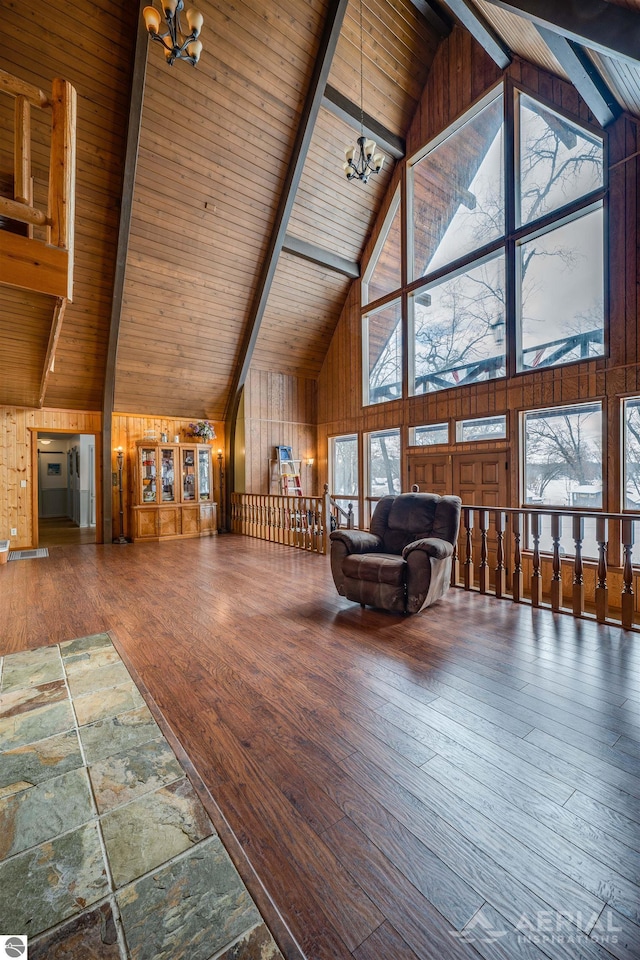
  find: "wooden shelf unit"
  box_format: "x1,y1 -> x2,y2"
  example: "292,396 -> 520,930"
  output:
131,441 -> 217,541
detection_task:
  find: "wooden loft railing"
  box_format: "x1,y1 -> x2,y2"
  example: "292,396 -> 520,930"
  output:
231,485 -> 354,555
0,69 -> 76,301
452,505 -> 640,632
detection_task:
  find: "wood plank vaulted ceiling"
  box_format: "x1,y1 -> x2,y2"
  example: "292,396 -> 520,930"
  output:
2,0 -> 640,418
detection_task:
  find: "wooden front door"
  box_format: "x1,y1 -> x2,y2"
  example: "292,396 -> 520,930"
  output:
407,449 -> 510,588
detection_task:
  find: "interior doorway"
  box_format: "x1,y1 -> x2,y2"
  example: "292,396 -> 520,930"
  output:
35,432 -> 97,547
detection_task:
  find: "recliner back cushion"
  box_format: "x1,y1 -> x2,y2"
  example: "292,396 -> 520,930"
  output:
381,494 -> 438,555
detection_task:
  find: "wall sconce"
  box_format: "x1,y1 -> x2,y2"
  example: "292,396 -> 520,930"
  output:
306,458 -> 314,467
113,446 -> 128,545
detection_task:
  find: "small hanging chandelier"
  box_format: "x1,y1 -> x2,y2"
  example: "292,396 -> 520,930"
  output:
143,1 -> 203,66
343,0 -> 384,183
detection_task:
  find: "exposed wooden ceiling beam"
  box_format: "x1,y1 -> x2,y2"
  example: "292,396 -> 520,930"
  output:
439,0 -> 511,68
39,297 -> 66,408
322,84 -> 405,160
484,0 -> 640,66
536,27 -> 621,128
283,234 -> 360,279
224,0 -> 350,475
406,0 -> 452,38
101,0 -> 149,543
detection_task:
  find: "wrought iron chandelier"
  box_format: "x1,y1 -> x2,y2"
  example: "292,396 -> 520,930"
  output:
343,0 -> 384,183
143,1 -> 203,66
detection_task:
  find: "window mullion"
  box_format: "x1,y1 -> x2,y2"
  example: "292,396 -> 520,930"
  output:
505,79 -> 518,380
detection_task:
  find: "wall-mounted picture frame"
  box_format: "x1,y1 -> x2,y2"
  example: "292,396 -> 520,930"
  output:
47,462 -> 61,476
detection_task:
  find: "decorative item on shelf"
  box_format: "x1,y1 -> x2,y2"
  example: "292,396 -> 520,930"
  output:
143,431 -> 157,442
174,434 -> 180,444
343,0 -> 385,184
188,420 -> 216,442
161,432 -> 168,443
143,0 -> 203,66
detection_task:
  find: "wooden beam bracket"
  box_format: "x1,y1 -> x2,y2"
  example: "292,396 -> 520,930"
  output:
283,234 -> 360,279
484,0 -> 640,66
440,0 -> 511,69
323,84 -> 405,160
536,27 -> 621,128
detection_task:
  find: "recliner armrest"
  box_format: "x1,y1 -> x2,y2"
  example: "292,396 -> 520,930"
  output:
330,529 -> 383,554
403,537 -> 454,561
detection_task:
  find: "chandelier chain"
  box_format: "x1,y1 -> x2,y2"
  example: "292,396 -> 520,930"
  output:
343,0 -> 385,183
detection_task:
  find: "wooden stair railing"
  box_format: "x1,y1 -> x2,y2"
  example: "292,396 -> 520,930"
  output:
0,69 -> 76,301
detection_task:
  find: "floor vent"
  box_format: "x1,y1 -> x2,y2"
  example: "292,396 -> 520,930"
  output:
8,548 -> 50,561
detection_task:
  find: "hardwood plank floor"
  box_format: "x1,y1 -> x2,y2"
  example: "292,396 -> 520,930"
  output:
2,534 -> 640,959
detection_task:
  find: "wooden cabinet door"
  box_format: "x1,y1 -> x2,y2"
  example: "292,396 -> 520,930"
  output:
181,505 -> 200,537
199,503 -> 217,535
134,508 -> 157,539
159,507 -> 180,538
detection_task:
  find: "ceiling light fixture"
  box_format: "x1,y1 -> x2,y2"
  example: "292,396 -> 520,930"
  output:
143,1 -> 203,66
343,0 -> 384,183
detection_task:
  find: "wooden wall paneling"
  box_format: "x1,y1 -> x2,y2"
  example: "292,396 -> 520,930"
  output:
242,370 -> 317,494
0,289 -> 55,408
1,0 -> 138,411
328,0 -> 439,136
473,0 -> 567,79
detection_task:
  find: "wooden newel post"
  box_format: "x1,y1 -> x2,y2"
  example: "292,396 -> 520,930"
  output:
595,516 -> 608,623
530,512 -> 542,606
494,511 -> 506,599
463,508 -> 474,590
621,519 -> 634,629
347,502 -> 354,529
48,78 -> 77,299
512,511 -> 523,603
322,483 -> 331,556
550,514 -> 562,612
572,515 -> 585,617
478,509 -> 489,594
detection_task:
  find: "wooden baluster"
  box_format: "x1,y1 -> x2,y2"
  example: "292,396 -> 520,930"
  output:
322,484 -> 331,554
14,95 -> 33,237
305,497 -> 311,552
512,511 -> 523,603
572,515 -> 585,617
451,540 -> 459,587
550,514 -> 562,612
463,508 -> 474,591
621,519 -> 634,629
478,509 -> 489,594
494,511 -> 506,598
595,516 -> 608,623
530,512 -> 542,606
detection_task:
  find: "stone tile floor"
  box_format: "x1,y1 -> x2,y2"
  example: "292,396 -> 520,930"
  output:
0,634 -> 284,960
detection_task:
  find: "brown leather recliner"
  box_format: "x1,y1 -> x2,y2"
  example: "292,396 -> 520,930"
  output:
330,492 -> 462,613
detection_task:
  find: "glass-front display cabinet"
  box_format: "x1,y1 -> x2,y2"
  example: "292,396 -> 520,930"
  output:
132,441 -> 217,541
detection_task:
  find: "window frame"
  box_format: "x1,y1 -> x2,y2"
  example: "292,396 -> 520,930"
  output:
398,78 -> 608,403
362,297 -> 403,407
520,400 -> 604,511
362,186 -> 402,308
364,427 -> 401,526
455,415 -> 507,443
329,433 -> 360,526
